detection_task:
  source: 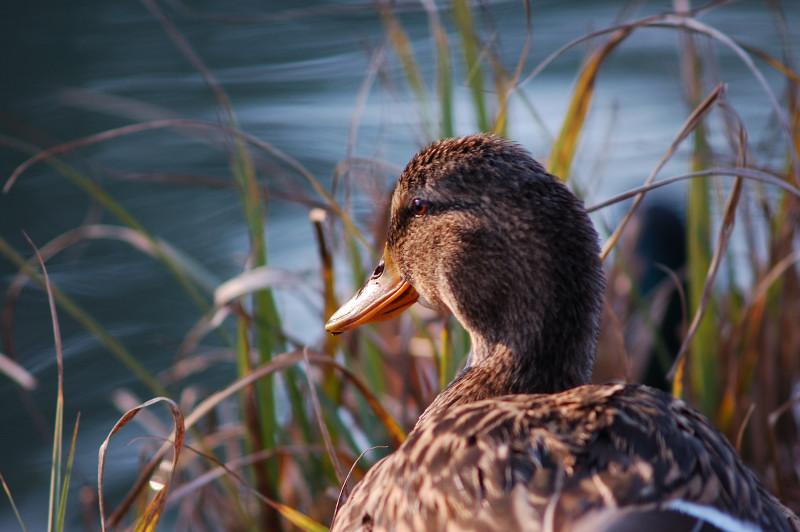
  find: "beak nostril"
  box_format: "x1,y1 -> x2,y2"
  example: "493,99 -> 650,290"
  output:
325,251 -> 418,334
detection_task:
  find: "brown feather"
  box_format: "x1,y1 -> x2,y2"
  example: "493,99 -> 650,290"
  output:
328,135 -> 799,532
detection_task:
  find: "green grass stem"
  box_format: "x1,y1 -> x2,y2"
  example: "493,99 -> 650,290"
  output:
0,473 -> 29,532
452,0 -> 489,133
679,15 -> 720,415
0,234 -> 167,396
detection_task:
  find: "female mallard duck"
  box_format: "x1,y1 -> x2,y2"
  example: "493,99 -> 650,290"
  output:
325,134 -> 799,531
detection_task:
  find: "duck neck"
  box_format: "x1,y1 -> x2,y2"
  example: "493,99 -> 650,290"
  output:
415,248 -> 603,428
415,324 -> 596,428
469,332 -> 591,394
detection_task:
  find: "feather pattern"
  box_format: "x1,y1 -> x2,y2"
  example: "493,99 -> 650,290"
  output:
333,385 -> 795,531
325,134 -> 799,532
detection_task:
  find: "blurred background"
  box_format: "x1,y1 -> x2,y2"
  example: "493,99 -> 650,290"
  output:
1,1 -> 798,530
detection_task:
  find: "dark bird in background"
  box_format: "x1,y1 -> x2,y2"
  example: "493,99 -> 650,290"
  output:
633,203 -> 686,392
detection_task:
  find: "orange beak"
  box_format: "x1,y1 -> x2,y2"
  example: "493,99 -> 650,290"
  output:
325,245 -> 419,334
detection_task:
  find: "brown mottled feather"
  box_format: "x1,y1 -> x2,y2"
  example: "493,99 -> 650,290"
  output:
334,385 -> 794,531
328,135 -> 799,532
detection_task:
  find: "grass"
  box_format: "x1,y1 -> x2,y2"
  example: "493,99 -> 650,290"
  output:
1,0 -> 799,529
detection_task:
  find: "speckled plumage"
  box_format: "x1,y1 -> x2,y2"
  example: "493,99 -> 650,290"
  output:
327,134 -> 799,532
333,385 -> 794,531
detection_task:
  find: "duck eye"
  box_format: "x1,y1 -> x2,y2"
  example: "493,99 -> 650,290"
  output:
372,261 -> 385,278
411,197 -> 428,216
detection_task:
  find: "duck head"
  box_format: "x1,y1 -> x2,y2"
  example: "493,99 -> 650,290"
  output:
326,134 -> 605,391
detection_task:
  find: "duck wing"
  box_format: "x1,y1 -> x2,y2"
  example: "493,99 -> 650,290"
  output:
332,384 -> 798,532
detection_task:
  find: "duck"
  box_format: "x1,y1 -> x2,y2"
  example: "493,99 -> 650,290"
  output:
325,134 -> 800,531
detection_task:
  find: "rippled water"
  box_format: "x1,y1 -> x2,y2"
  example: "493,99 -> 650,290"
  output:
1,0 -> 797,529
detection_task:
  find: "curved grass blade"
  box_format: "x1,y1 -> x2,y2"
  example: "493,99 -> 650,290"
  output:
172,442 -> 330,532
518,9 -> 798,181
302,349 -> 346,487
181,351 -> 405,448
105,350 -> 404,530
214,266 -> 309,308
666,175 -> 744,384
0,233 -> 167,396
167,444 -> 347,504
5,119 -> 368,248
0,351 -> 37,390
587,167 -> 800,213
334,445 -> 388,522
599,84 -> 724,260
547,26 -> 633,180
98,397 -> 185,532
3,137 -> 212,312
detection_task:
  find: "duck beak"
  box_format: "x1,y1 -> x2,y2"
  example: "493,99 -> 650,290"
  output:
325,245 -> 419,334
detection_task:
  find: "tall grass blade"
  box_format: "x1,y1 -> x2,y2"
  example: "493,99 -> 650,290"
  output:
676,0 -> 719,414
23,234 -> 64,532
377,4 -> 435,140
1,472 -> 30,532
440,322 -> 453,391
143,0 -> 284,500
421,0 -> 454,138
671,175 -> 744,408
56,414 -> 80,532
548,26 -> 632,180
452,0 -> 489,132
267,503 -> 329,532
492,0 -> 531,137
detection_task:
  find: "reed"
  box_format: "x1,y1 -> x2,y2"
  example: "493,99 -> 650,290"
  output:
1,1 -> 799,530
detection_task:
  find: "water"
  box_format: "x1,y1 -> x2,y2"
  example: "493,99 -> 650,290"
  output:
1,1 -> 797,529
